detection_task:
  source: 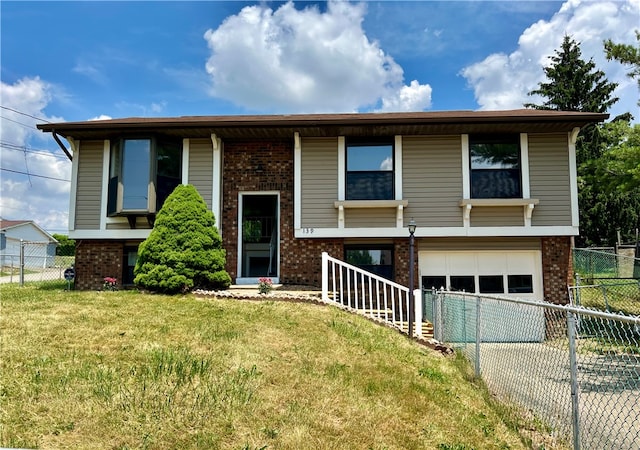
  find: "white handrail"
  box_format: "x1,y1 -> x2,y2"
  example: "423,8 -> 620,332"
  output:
321,252 -> 420,337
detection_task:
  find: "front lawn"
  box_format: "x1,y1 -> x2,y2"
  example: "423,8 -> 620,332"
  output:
1,284 -> 559,449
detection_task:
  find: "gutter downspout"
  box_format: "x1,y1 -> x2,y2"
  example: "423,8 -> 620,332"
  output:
52,131 -> 73,161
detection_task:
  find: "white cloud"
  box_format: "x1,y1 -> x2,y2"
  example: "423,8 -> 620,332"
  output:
203,0 -> 431,113
460,0 -> 640,120
377,80 -> 432,112
0,77 -> 70,232
89,115 -> 113,121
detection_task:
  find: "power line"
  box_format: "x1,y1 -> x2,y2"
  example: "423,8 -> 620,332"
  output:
0,142 -> 69,160
1,167 -> 70,182
0,105 -> 51,123
0,114 -> 37,130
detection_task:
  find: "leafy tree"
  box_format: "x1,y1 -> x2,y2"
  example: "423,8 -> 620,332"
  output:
580,119 -> 640,246
604,30 -> 640,104
52,234 -> 75,256
134,184 -> 231,293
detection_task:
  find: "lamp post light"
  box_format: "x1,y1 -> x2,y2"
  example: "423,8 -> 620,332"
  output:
407,218 -> 417,337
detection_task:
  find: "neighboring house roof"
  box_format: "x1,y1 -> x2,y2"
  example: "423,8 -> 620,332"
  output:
0,219 -> 58,243
37,109 -> 609,142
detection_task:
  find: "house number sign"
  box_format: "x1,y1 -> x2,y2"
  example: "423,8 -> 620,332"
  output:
302,228 -> 314,234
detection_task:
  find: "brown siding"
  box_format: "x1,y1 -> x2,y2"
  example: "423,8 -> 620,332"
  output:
300,138 -> 338,228
188,138 -> 214,209
345,209 -> 396,228
75,140 -> 103,230
470,206 -> 524,227
529,133 -> 572,226
403,136 -> 462,227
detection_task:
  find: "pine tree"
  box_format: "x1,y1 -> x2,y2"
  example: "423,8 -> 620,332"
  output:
525,35 -> 618,115
134,184 -> 231,293
524,35 -> 625,247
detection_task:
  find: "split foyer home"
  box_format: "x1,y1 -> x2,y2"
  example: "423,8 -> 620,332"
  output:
38,110 -> 607,303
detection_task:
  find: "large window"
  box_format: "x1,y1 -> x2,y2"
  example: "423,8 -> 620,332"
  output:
108,137 -> 182,216
346,138 -> 394,200
345,245 -> 393,280
470,134 -> 521,198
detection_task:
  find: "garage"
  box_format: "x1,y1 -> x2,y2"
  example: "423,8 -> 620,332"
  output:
419,250 -> 543,300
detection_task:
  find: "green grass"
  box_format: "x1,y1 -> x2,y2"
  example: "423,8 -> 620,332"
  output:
0,284 -> 561,449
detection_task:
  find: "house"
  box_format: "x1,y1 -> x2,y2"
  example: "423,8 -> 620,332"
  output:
37,110 -> 608,303
0,219 -> 58,268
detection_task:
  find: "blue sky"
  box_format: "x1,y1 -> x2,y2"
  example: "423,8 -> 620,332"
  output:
1,0 -> 639,233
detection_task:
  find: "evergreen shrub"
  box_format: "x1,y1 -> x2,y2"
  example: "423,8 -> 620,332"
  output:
134,184 -> 231,293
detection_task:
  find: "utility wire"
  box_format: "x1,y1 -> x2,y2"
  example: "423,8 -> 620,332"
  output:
0,105 -> 52,123
1,167 -> 70,182
1,142 -> 69,160
0,114 -> 37,130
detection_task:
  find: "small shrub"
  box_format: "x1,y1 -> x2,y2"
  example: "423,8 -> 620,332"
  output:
258,277 -> 273,294
103,277 -> 118,291
134,185 -> 231,294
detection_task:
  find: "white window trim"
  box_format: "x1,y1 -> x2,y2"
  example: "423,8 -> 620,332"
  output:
100,139 -> 110,231
236,191 -> 280,283
211,133 -> 222,234
461,133 -> 535,227
294,132 -> 302,229
67,138 -> 79,232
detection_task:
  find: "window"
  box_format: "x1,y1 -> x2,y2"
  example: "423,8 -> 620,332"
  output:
345,245 -> 393,280
108,137 -> 182,216
422,276 -> 446,291
450,275 -> 475,293
346,138 -> 393,200
508,275 -> 534,293
479,275 -> 505,294
470,134 -> 521,198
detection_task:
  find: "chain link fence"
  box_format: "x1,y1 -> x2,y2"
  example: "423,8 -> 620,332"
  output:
570,278 -> 640,317
0,240 -> 74,286
573,248 -> 640,280
424,289 -> 640,450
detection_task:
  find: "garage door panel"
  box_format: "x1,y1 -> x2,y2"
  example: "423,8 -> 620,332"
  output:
419,250 -> 542,299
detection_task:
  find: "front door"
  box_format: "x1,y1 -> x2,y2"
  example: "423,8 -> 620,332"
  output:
237,193 -> 279,284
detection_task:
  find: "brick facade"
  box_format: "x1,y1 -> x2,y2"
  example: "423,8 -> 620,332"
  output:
220,139 -> 342,286
541,236 -> 573,304
75,240 -> 124,290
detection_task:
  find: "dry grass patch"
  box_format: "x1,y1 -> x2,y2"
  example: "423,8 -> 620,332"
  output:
1,284 -> 552,449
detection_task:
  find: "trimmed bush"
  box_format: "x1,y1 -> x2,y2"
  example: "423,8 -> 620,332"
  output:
134,184 -> 231,293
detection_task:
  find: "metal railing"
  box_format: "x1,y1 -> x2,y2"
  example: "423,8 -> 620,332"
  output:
0,240 -> 74,286
321,252 -> 422,336
424,289 -> 640,450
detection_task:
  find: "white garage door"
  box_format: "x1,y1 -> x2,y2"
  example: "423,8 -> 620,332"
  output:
419,250 -> 542,300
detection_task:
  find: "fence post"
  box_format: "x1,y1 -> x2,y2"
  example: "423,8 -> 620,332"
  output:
434,290 -> 444,342
600,285 -> 610,312
321,252 -> 328,302
19,239 -> 25,287
414,288 -> 422,338
475,295 -> 481,378
567,311 -> 581,450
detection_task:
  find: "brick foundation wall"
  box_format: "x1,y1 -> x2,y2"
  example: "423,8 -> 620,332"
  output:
541,236 -> 573,304
75,240 -> 124,290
